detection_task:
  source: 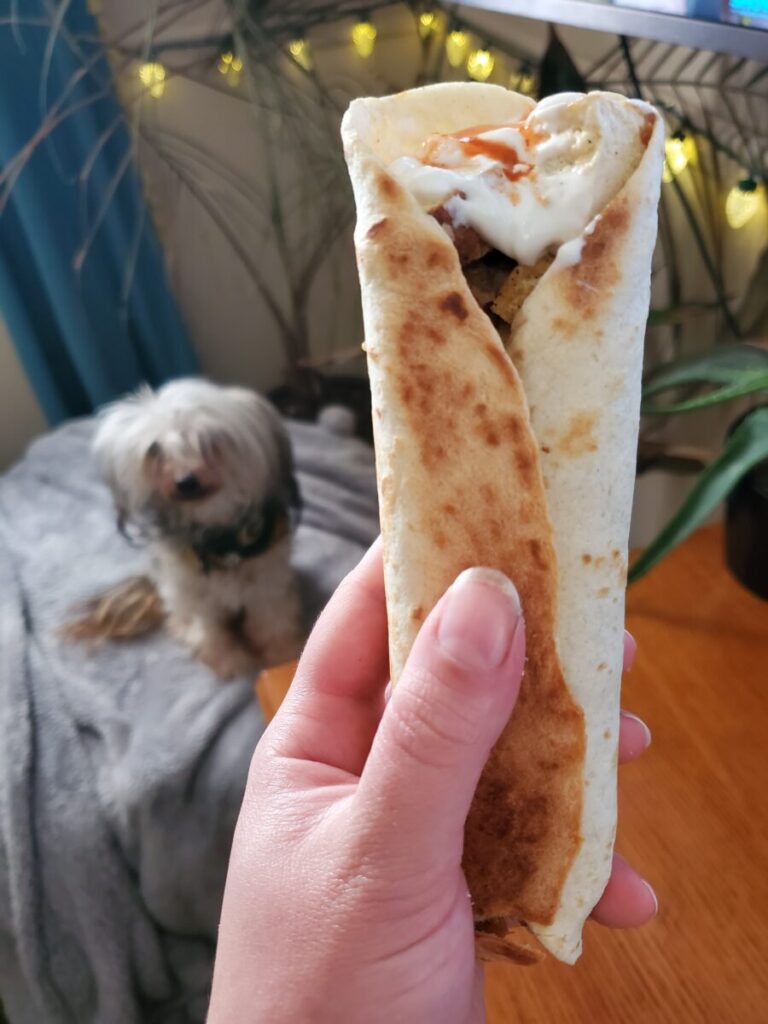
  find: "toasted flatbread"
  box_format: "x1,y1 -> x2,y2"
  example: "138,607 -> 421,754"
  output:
342,85 -> 663,963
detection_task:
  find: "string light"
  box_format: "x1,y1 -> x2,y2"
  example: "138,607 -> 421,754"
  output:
418,11 -> 439,38
725,178 -> 765,229
288,38 -> 313,72
217,51 -> 243,86
467,47 -> 494,82
510,69 -> 535,95
138,61 -> 166,99
351,19 -> 377,58
662,130 -> 696,182
445,29 -> 469,68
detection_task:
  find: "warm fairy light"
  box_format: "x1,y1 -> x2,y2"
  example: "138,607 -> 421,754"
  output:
139,61 -> 166,99
445,29 -> 469,68
288,38 -> 313,71
726,179 -> 765,229
351,20 -> 377,58
418,11 -> 438,38
510,69 -> 535,95
662,131 -> 697,182
217,51 -> 243,86
467,47 -> 494,82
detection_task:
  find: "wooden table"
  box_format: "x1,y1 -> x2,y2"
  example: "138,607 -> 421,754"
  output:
256,526 -> 768,1023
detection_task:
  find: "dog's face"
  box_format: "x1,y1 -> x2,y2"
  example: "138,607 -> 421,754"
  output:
93,379 -> 298,540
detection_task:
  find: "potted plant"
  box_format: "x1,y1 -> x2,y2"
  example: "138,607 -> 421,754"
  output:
629,343 -> 768,597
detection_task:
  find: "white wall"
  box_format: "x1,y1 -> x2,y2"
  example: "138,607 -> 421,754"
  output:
0,319 -> 47,469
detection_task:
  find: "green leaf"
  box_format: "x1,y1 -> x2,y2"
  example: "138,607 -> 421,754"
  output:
647,302 -> 723,327
641,344 -> 768,414
642,370 -> 768,414
629,407 -> 768,583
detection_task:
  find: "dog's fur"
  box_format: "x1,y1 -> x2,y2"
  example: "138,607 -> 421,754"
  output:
92,378 -> 302,678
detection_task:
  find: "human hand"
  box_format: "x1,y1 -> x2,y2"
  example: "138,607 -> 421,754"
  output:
208,542 -> 656,1024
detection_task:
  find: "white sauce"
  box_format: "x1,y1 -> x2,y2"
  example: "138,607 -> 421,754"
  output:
389,93 -> 649,267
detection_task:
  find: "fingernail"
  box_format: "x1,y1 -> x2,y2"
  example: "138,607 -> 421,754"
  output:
437,568 -> 521,671
641,878 -> 659,916
624,630 -> 637,671
622,711 -> 652,749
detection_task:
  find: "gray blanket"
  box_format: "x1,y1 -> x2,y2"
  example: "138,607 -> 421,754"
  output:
0,413 -> 379,1024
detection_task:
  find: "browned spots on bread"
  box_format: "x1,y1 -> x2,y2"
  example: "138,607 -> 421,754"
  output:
528,539 -> 549,572
551,316 -> 576,339
378,173 -> 400,199
366,217 -> 388,239
360,189 -> 585,927
427,246 -> 452,270
483,341 -> 517,384
597,586 -> 610,597
582,553 -> 592,565
389,251 -> 410,269
503,413 -> 523,442
424,442 -> 447,467
640,111 -> 656,147
603,727 -> 612,740
410,605 -> 425,624
509,346 -> 525,366
566,199 -> 628,319
597,662 -> 607,671
558,410 -> 599,457
612,549 -> 621,560
514,448 -> 534,478
439,291 -> 469,321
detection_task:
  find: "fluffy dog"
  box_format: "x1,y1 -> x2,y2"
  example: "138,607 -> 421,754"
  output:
91,378 -> 302,678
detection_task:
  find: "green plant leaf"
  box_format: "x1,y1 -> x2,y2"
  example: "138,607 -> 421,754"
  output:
629,407 -> 768,583
642,371 -> 768,414
642,344 -> 768,414
647,302 -> 723,327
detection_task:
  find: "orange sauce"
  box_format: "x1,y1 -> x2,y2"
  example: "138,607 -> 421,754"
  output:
422,119 -> 549,184
639,111 -> 656,147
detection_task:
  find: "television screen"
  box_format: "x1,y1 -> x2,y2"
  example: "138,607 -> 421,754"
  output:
612,0 -> 768,27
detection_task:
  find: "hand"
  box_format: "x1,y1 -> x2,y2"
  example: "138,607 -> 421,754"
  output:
208,542 -> 656,1024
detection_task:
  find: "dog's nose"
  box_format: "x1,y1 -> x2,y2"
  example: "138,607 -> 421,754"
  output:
175,473 -> 205,499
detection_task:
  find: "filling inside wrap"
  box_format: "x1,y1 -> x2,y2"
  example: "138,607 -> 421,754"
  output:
389,92 -> 655,347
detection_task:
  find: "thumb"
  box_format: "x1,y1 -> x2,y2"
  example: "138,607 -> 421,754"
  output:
358,568 -> 525,862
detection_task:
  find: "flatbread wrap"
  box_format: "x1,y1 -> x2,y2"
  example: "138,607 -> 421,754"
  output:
341,85 -> 663,964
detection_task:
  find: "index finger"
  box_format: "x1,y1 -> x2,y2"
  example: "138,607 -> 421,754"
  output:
267,539 -> 390,775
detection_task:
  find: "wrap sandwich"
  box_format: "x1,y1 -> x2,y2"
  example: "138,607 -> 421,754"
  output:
341,85 -> 664,964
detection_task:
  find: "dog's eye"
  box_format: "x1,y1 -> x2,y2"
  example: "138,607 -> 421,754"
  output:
145,441 -> 161,460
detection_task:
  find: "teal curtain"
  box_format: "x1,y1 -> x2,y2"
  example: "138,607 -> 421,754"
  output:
0,1 -> 198,423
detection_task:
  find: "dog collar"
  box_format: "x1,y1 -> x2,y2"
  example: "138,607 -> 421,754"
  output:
188,499 -> 289,574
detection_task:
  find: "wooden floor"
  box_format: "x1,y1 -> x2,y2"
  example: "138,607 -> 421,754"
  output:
257,526 -> 768,1024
